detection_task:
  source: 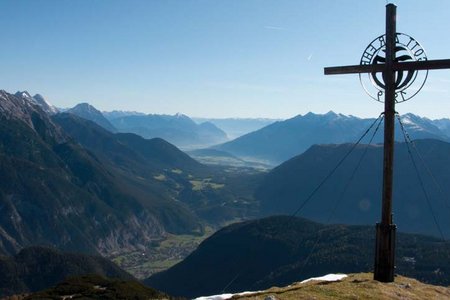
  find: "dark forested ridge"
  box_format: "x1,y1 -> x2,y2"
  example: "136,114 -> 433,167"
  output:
23,274 -> 182,300
0,246 -> 133,297
256,139 -> 450,239
146,216 -> 450,298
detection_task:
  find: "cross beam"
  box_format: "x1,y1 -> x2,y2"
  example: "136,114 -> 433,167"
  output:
324,4 -> 450,283
324,59 -> 450,75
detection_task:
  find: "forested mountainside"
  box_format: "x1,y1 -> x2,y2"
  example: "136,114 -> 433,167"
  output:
146,216 -> 450,298
256,139 -> 450,239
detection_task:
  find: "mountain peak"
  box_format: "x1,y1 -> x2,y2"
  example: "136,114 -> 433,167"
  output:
15,90 -> 32,99
174,112 -> 190,119
1,90 -> 39,121
0,90 -> 66,143
32,93 -> 59,114
68,103 -> 116,132
72,102 -> 96,110
13,91 -> 58,115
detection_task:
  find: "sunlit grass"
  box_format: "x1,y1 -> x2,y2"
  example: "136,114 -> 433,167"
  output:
189,179 -> 225,191
233,273 -> 450,300
153,174 -> 166,181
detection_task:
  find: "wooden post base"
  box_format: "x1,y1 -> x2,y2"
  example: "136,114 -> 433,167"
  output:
374,223 -> 396,282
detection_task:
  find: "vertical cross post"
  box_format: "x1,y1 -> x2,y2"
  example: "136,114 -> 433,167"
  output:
324,2 -> 450,284
374,3 -> 397,282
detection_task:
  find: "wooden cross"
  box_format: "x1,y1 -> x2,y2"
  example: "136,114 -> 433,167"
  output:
324,4 -> 450,282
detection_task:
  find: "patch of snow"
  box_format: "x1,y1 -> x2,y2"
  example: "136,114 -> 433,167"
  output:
194,291 -> 260,300
401,116 -> 414,125
300,273 -> 347,284
195,274 -> 347,300
194,294 -> 233,300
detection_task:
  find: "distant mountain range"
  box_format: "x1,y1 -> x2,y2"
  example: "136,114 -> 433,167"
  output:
214,111 -> 450,165
63,104 -> 228,150
145,216 -> 450,298
0,246 -> 133,297
256,139 -> 450,239
102,110 -> 146,119
193,117 -> 279,139
16,93 -> 450,167
106,113 -> 228,149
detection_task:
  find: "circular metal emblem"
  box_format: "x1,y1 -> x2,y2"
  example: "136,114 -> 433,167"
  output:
359,33 -> 428,103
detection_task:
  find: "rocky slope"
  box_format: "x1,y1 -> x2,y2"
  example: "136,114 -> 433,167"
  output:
0,90 -> 202,256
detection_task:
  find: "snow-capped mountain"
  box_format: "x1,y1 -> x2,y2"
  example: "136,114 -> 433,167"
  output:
103,110 -> 146,119
214,111 -> 450,165
14,91 -> 59,115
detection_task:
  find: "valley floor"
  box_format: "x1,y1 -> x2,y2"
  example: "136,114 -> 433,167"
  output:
110,227 -> 215,279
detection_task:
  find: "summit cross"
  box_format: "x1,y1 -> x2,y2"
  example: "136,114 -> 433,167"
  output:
324,4 -> 450,282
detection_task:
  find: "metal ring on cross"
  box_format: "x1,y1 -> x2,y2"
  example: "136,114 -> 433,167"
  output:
359,33 -> 428,103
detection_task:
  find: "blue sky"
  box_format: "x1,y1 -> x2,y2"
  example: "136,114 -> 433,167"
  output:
1,0 -> 449,118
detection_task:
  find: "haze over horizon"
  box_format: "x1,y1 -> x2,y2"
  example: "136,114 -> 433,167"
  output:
1,0 -> 450,119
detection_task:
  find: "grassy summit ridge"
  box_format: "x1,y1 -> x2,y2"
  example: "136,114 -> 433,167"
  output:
233,273 -> 450,300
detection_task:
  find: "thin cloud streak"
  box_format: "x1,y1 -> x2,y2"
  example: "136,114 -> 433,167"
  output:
264,25 -> 287,31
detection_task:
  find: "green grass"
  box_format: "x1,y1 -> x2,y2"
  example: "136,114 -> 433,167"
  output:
209,182 -> 225,189
190,180 -> 203,191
